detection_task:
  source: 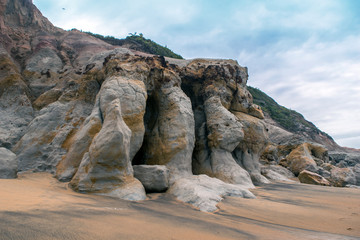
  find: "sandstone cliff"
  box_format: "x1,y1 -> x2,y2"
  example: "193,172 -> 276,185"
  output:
0,0 -> 359,212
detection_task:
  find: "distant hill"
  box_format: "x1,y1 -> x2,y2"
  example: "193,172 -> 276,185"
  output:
86,32 -> 183,59
247,86 -> 339,149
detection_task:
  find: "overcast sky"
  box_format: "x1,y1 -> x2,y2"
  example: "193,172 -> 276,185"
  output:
33,0 -> 360,149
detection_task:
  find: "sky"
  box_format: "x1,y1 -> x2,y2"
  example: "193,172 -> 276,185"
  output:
33,0 -> 360,149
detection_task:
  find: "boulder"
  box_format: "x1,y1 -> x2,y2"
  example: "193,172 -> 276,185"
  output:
285,143 -> 320,176
329,167 -> 356,187
261,165 -> 295,182
0,147 -> 17,178
353,164 -> 360,186
168,175 -> 255,212
133,165 -> 170,192
298,170 -> 330,186
329,152 -> 360,167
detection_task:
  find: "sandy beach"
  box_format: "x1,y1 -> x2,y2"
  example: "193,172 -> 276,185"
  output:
0,172 -> 359,240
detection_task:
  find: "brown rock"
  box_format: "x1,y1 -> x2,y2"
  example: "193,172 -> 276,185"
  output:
298,170 -> 330,186
285,143 -> 319,176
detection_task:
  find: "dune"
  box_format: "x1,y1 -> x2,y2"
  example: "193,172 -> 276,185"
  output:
0,172 -> 359,240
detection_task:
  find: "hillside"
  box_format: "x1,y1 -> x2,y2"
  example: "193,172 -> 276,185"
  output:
86,32 -> 183,59
247,86 -> 341,150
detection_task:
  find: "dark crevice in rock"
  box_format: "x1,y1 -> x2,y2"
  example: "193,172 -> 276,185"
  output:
132,92 -> 159,165
180,78 -> 211,175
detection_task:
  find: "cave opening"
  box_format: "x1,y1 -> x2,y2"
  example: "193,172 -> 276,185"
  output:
132,92 -> 159,165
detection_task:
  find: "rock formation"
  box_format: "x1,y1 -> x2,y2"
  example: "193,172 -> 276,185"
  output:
0,0 -> 359,211
0,147 -> 17,178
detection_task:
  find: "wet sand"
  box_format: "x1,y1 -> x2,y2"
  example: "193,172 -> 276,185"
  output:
0,172 -> 359,240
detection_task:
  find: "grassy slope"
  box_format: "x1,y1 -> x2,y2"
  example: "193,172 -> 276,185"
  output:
248,86 -> 326,135
86,32 -> 183,59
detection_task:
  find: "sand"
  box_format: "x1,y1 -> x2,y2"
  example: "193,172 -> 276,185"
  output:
0,172 -> 359,240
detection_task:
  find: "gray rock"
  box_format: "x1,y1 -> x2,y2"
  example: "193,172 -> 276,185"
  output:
0,52 -> 34,148
133,165 -> 170,192
193,96 -> 254,189
0,147 -> 17,178
353,164 -> 360,185
83,47 -> 133,72
261,165 -> 295,182
56,98 -> 102,181
25,48 -> 63,73
330,167 -> 356,187
317,167 -> 331,179
267,165 -> 296,179
168,175 -> 255,212
13,101 -> 92,172
329,152 -> 360,167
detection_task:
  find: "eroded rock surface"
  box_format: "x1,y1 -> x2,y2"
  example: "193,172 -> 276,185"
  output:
298,170 -> 330,186
1,0 -> 359,212
0,147 -> 17,178
133,165 -> 169,192
168,175 -> 255,212
69,98 -> 146,200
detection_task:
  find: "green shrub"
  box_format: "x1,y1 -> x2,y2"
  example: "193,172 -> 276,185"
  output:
248,86 -> 318,133
85,32 -> 183,59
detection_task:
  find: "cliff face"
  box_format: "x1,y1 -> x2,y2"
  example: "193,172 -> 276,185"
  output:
0,0 -> 359,211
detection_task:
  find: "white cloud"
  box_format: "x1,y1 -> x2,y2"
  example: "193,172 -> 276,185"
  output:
240,35 -> 360,148
232,0 -> 343,32
34,0 -> 198,38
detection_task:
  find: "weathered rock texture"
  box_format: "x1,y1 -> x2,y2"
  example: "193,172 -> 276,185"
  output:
1,0 -> 360,211
133,165 -> 169,192
0,147 -> 17,178
298,170 -> 330,186
168,175 -> 255,212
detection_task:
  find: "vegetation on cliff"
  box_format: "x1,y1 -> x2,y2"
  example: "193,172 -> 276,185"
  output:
247,86 -> 325,135
85,32 -> 183,59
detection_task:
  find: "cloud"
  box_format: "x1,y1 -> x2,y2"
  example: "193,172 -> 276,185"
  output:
34,0 -> 198,39
239,34 -> 360,148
